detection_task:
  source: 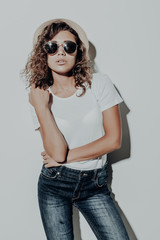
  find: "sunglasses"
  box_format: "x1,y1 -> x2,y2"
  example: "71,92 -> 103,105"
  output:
43,40 -> 78,55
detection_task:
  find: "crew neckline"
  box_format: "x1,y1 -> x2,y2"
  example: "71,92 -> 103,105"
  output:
48,86 -> 81,100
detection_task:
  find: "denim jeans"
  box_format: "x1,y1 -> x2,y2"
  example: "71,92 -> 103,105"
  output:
37,161 -> 129,240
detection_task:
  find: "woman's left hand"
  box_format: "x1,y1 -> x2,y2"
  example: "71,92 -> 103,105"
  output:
41,151 -> 62,168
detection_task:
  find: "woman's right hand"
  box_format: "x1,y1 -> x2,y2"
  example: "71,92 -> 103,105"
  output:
41,151 -> 62,168
29,84 -> 50,110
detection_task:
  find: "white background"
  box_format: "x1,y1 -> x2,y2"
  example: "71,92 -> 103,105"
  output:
0,0 -> 160,239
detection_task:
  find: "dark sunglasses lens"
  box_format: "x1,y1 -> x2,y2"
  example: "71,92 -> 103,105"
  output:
64,41 -> 77,54
44,42 -> 57,54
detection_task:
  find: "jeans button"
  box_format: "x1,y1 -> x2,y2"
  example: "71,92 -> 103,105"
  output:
83,173 -> 88,176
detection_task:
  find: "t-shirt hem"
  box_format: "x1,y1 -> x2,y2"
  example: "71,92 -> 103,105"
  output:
63,157 -> 107,171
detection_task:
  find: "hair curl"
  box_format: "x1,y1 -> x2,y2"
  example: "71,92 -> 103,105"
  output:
22,21 -> 93,96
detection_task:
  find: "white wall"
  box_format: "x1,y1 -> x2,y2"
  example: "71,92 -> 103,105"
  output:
1,0 -> 160,239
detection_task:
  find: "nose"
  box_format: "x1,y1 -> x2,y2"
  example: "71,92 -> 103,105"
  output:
57,44 -> 66,56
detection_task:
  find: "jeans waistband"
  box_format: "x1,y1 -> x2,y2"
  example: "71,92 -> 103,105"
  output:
47,160 -> 108,180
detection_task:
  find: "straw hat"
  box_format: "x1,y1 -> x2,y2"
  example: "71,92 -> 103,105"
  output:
33,18 -> 89,53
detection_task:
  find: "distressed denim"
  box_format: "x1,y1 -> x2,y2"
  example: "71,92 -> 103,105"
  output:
37,162 -> 129,240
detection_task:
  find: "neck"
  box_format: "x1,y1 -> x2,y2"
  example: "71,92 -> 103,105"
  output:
52,71 -> 75,90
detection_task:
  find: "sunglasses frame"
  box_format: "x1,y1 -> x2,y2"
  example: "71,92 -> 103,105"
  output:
43,40 -> 78,55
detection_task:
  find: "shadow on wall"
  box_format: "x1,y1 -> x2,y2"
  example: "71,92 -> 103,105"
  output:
72,42 -> 138,240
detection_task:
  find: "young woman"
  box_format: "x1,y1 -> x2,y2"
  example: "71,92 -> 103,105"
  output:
24,18 -> 129,240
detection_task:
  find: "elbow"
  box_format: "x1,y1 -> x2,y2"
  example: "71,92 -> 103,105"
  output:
50,153 -> 67,163
43,140 -> 68,163
107,135 -> 121,152
51,147 -> 69,163
113,138 -> 122,150
56,157 -> 67,163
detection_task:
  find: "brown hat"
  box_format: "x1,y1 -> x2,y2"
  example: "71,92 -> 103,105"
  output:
33,18 -> 89,52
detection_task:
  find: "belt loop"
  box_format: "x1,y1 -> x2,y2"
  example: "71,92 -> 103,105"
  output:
104,160 -> 108,169
59,165 -> 64,176
79,171 -> 82,179
93,168 -> 98,180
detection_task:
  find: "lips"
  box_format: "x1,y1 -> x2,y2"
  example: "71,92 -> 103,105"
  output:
56,59 -> 67,65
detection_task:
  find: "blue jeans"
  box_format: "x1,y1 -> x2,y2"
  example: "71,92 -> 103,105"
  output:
37,162 -> 129,240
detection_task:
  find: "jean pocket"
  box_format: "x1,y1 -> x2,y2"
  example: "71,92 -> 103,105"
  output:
40,164 -> 61,180
95,169 -> 108,187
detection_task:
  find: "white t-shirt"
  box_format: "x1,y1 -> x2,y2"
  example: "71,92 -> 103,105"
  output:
30,73 -> 123,170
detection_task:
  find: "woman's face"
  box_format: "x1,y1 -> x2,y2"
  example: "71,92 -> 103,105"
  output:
47,30 -> 77,76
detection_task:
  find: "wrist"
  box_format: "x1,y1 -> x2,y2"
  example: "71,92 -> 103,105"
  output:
34,105 -> 49,114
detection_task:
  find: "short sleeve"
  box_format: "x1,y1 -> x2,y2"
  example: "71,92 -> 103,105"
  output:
29,104 -> 40,131
91,73 -> 123,112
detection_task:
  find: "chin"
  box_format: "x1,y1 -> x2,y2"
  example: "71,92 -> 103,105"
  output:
52,67 -> 74,76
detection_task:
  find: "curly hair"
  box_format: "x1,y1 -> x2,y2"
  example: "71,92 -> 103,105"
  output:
22,21 -> 93,96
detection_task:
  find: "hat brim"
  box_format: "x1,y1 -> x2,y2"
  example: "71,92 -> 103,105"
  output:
33,18 -> 89,53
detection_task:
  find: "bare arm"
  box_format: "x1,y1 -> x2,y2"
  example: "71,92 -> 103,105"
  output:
36,107 -> 68,162
66,104 -> 121,163
29,85 -> 68,162
42,104 -> 122,167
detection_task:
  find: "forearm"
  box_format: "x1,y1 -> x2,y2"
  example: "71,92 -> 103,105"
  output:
35,106 -> 68,162
66,134 -> 121,163
40,105 -> 122,167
